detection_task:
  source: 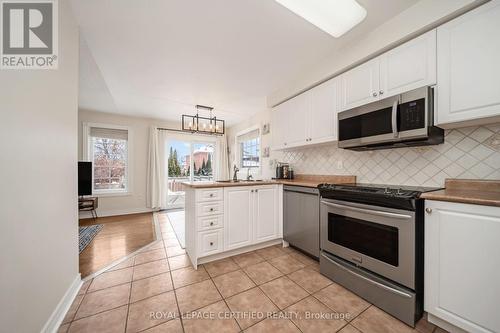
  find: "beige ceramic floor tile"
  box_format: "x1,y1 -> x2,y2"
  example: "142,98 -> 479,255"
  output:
57,323 -> 70,333
168,254 -> 192,270
338,324 -> 363,333
108,257 -> 135,272
231,251 -> 265,268
171,266 -> 210,289
285,296 -> 347,333
204,257 -> 240,277
313,283 -> 370,321
351,306 -> 417,333
164,238 -> 180,247
287,267 -> 332,293
415,313 -> 436,333
166,245 -> 186,257
126,291 -> 178,333
289,252 -> 318,266
142,319 -> 183,332
78,280 -> 92,295
130,272 -> 173,303
244,317 -> 301,333
255,246 -> 287,260
212,270 -> 256,298
132,259 -> 169,281
243,261 -> 283,285
269,255 -> 305,274
69,305 -> 127,333
88,267 -> 133,292
260,276 -> 308,310
175,279 -> 222,313
226,287 -> 279,329
134,248 -> 167,265
75,284 -> 130,319
182,300 -> 240,333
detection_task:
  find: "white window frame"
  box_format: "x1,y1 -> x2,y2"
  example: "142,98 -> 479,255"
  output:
235,125 -> 261,178
82,122 -> 133,197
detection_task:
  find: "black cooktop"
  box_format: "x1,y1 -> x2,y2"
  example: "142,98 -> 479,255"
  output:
318,183 -> 442,211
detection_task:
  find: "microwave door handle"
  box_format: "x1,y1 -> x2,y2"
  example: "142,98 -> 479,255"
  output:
392,99 -> 398,138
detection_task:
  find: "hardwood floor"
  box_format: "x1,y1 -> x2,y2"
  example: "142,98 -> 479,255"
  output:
79,213 -> 155,278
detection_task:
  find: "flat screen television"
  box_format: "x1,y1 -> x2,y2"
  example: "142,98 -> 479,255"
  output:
78,161 -> 92,196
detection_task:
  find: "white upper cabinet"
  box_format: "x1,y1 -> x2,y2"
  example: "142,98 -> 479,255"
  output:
379,30 -> 436,98
340,30 -> 436,112
271,77 -> 338,150
309,78 -> 338,144
287,92 -> 310,146
340,58 -> 380,111
436,0 -> 500,127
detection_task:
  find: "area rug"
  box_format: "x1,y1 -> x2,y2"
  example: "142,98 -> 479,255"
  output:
167,210 -> 185,248
79,225 -> 103,254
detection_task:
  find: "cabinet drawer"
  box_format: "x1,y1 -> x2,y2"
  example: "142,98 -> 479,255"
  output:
197,214 -> 223,231
196,188 -> 223,202
196,201 -> 223,217
198,229 -> 223,257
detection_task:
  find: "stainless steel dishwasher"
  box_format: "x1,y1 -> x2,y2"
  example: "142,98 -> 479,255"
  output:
283,185 -> 320,258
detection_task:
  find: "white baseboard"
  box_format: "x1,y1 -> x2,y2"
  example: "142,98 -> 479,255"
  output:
41,274 -> 82,333
79,207 -> 155,219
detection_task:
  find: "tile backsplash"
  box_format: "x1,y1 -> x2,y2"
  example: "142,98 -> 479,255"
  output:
275,123 -> 500,187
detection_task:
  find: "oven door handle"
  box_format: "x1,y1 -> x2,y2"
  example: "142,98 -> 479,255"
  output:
321,200 -> 412,220
321,253 -> 412,299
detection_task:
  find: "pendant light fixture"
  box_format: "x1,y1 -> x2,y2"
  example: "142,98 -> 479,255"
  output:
182,105 -> 225,135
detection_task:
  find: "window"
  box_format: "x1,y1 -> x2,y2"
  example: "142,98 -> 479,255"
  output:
237,128 -> 260,169
86,125 -> 130,194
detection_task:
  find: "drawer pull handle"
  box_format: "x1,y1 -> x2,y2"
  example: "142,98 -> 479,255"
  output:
210,242 -> 214,246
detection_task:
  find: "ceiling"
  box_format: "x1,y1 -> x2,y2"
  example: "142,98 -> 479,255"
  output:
72,0 -> 418,126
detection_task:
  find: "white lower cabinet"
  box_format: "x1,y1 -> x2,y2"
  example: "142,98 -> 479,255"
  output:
425,200 -> 500,333
225,185 -> 280,251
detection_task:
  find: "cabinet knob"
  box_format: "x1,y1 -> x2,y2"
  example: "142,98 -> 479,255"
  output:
209,193 -> 214,197
372,92 -> 378,97
210,208 -> 214,212
210,222 -> 214,226
379,90 -> 384,95
425,208 -> 432,214
210,242 -> 214,246
255,189 -> 258,192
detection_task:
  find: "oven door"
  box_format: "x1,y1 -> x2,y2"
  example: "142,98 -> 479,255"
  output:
320,198 -> 415,289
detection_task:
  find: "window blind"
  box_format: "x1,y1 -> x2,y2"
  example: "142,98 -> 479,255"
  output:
90,127 -> 128,141
237,129 -> 259,143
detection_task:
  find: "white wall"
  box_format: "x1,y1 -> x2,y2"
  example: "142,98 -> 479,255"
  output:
78,110 -> 180,217
268,0 -> 487,106
0,1 -> 79,332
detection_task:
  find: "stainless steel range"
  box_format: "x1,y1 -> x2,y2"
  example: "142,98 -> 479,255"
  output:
318,183 -> 441,327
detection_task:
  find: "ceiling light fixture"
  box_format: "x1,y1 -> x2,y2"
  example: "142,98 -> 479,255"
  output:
274,0 -> 367,38
182,105 -> 225,135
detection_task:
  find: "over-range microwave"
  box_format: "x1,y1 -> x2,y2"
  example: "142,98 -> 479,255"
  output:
338,86 -> 444,150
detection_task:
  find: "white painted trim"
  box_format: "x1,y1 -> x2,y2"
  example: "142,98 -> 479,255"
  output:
41,274 -> 82,333
427,313 -> 468,333
82,212 -> 162,281
78,207 -> 154,219
196,238 -> 282,266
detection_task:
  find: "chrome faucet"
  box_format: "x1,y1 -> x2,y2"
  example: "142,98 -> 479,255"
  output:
233,165 -> 239,181
246,167 -> 253,181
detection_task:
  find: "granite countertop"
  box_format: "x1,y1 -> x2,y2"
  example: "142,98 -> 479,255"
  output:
182,174 -> 356,189
421,179 -> 500,207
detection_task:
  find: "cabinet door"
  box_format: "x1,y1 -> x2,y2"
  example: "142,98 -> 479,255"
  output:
271,103 -> 288,149
309,78 -> 338,143
286,93 -> 310,146
436,0 -> 500,127
340,58 -> 380,111
379,30 -> 436,98
224,187 -> 253,250
425,200 -> 500,333
254,186 -> 279,243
